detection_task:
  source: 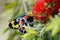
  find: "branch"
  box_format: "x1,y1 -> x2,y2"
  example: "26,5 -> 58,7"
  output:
21,0 -> 27,13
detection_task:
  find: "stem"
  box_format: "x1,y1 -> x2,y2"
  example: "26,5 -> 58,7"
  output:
53,32 -> 60,40
21,0 -> 27,13
35,36 -> 38,40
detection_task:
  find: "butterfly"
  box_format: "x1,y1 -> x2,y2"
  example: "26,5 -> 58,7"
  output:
9,12 -> 34,34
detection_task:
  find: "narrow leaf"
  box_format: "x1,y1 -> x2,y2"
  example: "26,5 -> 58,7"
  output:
3,27 -> 10,33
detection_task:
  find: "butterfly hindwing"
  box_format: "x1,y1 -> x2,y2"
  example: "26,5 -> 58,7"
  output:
18,27 -> 27,34
9,19 -> 19,29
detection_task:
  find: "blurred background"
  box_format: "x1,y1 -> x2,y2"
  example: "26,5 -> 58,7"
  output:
0,0 -> 14,40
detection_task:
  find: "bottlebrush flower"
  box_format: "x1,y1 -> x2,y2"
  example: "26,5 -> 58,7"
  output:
32,0 -> 60,23
44,0 -> 53,3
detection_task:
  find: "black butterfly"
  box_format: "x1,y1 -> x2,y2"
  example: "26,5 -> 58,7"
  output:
9,12 -> 34,34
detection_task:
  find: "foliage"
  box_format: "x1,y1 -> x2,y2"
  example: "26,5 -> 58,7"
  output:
4,2 -> 18,10
45,16 -> 60,36
3,0 -> 60,40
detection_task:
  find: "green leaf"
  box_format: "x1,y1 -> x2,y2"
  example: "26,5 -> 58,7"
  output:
2,9 -> 14,17
22,27 -> 36,40
11,8 -> 25,20
53,34 -> 59,40
37,36 -> 43,40
45,16 -> 60,31
11,9 -> 20,19
22,33 -> 35,40
3,27 -> 10,33
32,38 -> 36,40
45,16 -> 60,36
7,30 -> 21,40
25,27 -> 36,33
51,24 -> 60,36
4,2 -> 18,10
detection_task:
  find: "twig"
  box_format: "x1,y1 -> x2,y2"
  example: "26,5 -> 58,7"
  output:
21,0 -> 27,13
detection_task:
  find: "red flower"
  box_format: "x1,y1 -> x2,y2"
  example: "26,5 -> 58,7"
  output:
40,7 -> 46,13
44,0 -> 53,3
32,1 -> 45,14
52,3 -> 60,14
34,14 -> 39,19
46,7 -> 52,14
32,0 -> 60,23
33,6 -> 40,14
53,0 -> 59,3
39,16 -> 43,20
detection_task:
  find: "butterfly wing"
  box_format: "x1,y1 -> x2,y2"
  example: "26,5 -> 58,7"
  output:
9,19 -> 19,29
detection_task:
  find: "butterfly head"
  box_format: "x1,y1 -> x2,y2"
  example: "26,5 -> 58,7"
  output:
28,11 -> 34,17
